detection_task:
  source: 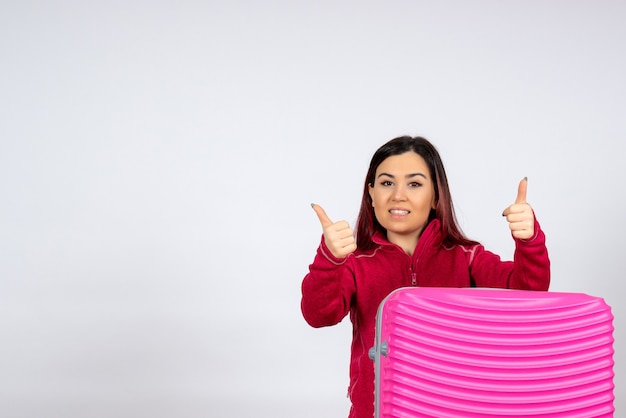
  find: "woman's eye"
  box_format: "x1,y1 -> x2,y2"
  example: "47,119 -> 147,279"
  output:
380,180 -> 393,187
409,182 -> 422,188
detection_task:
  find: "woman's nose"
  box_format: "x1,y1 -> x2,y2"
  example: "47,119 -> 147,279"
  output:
392,185 -> 407,201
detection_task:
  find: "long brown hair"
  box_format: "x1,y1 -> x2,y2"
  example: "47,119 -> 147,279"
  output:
355,136 -> 477,250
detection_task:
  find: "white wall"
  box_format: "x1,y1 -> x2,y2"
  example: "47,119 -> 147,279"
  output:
1,1 -> 624,417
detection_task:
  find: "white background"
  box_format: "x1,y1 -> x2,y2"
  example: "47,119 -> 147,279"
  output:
1,1 -> 624,417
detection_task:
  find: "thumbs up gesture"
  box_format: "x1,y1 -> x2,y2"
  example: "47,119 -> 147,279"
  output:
502,178 -> 535,240
311,204 -> 357,259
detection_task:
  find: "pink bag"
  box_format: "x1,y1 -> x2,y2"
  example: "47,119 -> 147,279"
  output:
369,287 -> 614,417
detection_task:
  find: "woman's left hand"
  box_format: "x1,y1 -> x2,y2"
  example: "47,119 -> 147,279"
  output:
502,177 -> 535,240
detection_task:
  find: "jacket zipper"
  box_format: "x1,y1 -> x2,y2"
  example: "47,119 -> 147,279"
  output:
410,264 -> 417,286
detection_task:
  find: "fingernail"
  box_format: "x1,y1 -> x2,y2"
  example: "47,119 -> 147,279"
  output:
524,176 -> 528,181
310,203 -> 316,208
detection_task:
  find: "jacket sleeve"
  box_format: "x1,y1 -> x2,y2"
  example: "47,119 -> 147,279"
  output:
301,236 -> 356,328
469,218 -> 550,291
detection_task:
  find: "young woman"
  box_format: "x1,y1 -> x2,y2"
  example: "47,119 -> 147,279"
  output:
301,136 -> 550,418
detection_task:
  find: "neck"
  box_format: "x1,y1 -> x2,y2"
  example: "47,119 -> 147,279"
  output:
387,232 -> 419,256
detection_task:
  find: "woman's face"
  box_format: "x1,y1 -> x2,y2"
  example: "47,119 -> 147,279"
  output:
368,151 -> 436,244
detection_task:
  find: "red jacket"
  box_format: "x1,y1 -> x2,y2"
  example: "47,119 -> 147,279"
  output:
301,218 -> 550,418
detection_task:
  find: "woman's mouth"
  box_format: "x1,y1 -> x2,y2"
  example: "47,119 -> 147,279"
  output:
389,209 -> 410,215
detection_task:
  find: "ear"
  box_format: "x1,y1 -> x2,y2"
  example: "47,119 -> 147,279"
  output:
368,183 -> 374,206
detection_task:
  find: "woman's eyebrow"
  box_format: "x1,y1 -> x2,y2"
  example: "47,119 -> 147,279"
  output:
377,172 -> 427,179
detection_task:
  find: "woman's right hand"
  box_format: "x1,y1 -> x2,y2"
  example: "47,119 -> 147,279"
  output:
311,204 -> 357,259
